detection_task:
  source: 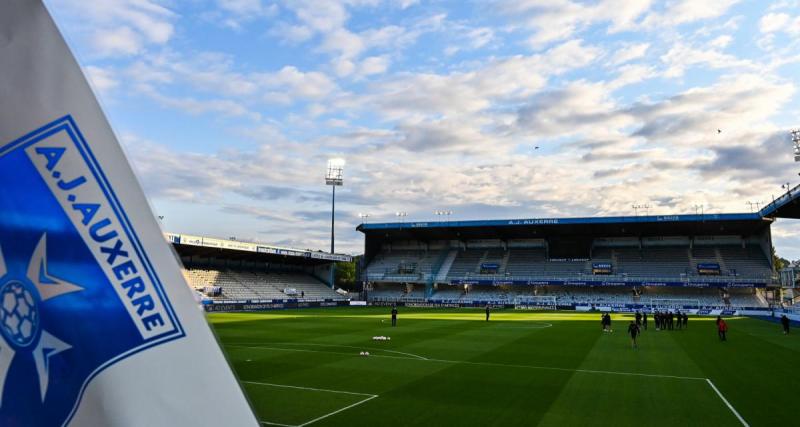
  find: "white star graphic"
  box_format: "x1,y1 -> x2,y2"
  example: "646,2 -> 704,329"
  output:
0,233 -> 83,407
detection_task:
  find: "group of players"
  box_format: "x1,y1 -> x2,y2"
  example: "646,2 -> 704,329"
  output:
652,310 -> 689,331
616,310 -> 690,350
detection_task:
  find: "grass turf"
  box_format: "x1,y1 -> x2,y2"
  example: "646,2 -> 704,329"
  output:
209,307 -> 800,426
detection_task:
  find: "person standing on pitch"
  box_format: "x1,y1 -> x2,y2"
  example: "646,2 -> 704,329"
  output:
642,311 -> 648,330
717,316 -> 728,341
682,312 -> 688,329
635,311 -> 642,329
627,320 -> 640,349
781,314 -> 790,335
675,311 -> 682,330
485,304 -> 490,322
391,305 -> 398,327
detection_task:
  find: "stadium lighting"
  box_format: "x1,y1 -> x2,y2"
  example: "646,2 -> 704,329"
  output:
791,129 -> 800,162
746,201 -> 762,213
396,211 -> 408,223
632,204 -> 650,216
692,204 -> 704,215
781,182 -> 791,193
325,158 -> 345,289
358,212 -> 371,223
434,210 -> 453,221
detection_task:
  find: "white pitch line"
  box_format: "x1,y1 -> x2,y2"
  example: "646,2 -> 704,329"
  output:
296,395 -> 378,427
252,341 -> 429,360
242,381 -> 376,397
260,421 -> 294,427
229,344 -> 706,381
706,379 -> 749,427
243,381 -> 378,427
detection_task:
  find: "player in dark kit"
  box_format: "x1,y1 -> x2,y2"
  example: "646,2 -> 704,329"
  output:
635,311 -> 642,328
391,306 -> 398,327
642,311 -> 648,330
675,311 -> 682,330
781,315 -> 790,335
485,305 -> 490,322
682,312 -> 688,329
655,311 -> 661,331
627,321 -> 640,349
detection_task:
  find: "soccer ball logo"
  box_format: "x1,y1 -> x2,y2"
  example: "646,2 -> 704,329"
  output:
0,281 -> 39,348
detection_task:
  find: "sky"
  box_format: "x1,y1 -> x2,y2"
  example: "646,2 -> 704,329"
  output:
44,0 -> 800,257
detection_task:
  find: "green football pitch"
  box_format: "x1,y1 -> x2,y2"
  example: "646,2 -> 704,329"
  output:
209,307 -> 799,427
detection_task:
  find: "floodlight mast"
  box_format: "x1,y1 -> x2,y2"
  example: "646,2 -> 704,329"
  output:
791,129 -> 800,162
326,159 -> 344,289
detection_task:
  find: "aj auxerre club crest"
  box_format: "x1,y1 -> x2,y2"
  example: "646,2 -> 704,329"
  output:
0,116 -> 184,425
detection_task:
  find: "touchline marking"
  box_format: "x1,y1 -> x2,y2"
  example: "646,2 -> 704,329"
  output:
706,379 -> 749,427
242,381 -> 378,427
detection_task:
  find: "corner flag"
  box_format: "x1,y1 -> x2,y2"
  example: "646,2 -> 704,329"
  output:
0,1 -> 258,425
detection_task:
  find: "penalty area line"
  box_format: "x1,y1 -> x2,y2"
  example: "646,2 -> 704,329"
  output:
705,379 -> 749,427
243,381 -> 378,427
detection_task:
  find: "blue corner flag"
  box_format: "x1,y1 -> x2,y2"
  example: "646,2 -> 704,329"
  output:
0,1 -> 258,425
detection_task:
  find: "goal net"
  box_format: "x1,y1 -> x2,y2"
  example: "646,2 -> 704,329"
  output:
514,295 -> 557,309
648,298 -> 701,309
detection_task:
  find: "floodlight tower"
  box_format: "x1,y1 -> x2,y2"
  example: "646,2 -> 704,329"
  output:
791,129 -> 800,162
434,210 -> 453,223
325,158 -> 345,289
632,203 -> 650,216
396,211 -> 408,223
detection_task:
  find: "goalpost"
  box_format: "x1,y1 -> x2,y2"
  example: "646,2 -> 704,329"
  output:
514,295 -> 557,309
648,298 -> 701,309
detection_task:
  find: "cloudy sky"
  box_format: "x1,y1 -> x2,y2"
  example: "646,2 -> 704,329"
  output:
45,0 -> 800,256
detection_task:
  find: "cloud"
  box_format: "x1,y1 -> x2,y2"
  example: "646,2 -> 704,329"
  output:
495,0 -> 652,47
651,0 -> 740,26
759,12 -> 791,33
660,42 -> 753,77
84,65 -> 118,95
122,52 -> 339,116
50,0 -> 176,57
608,42 -> 650,65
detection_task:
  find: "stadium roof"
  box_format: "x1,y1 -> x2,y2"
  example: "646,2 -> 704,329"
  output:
167,233 -> 352,263
357,213 -> 773,241
760,184 -> 800,219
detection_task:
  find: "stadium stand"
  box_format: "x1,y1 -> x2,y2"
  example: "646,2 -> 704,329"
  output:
367,244 -> 771,283
168,233 -> 353,306
358,214 -> 776,309
183,268 -> 345,301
